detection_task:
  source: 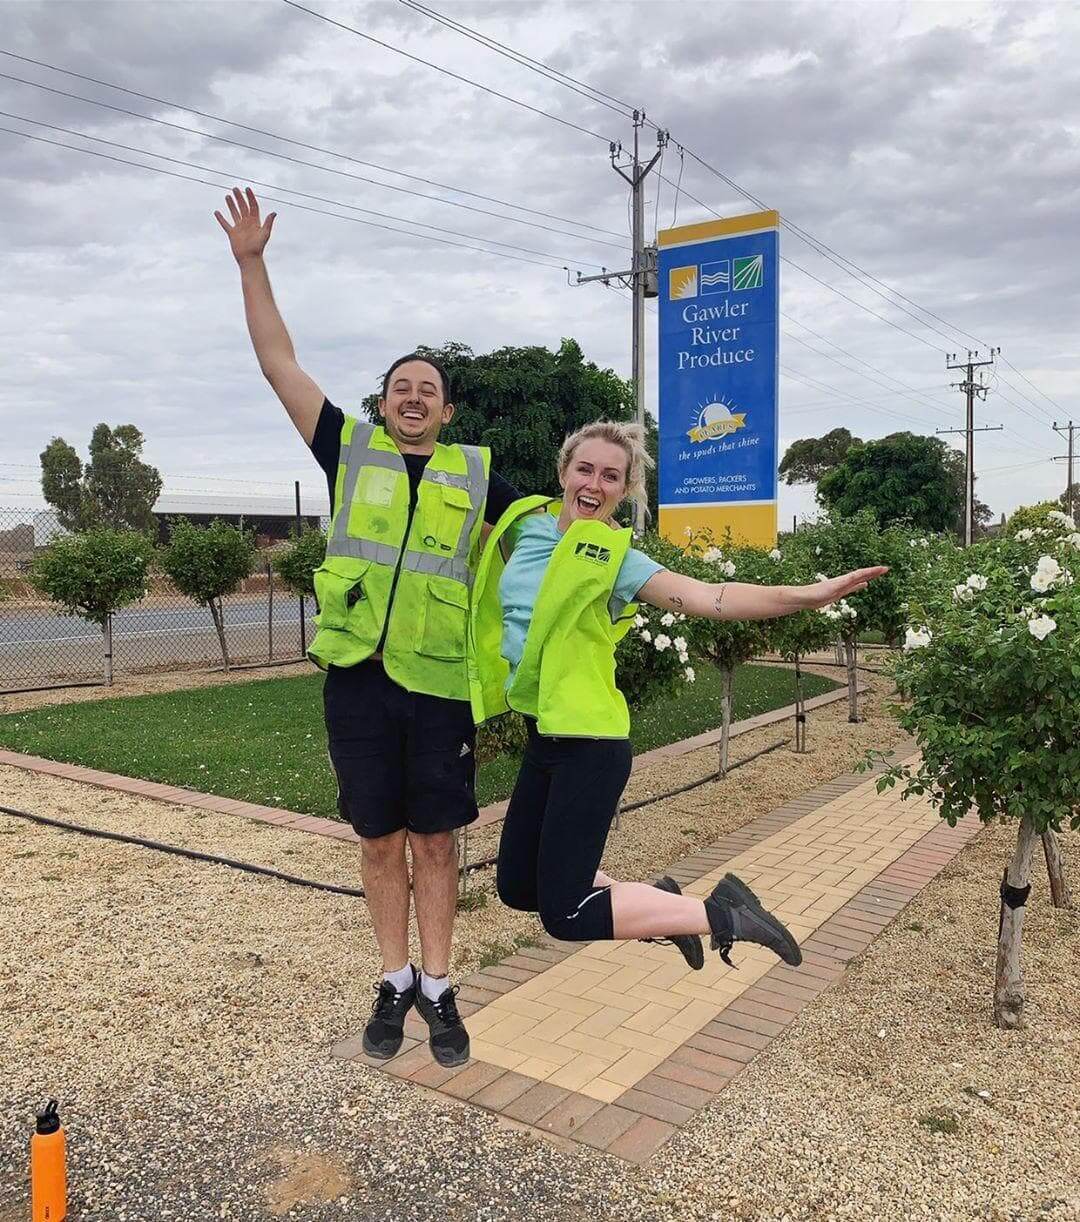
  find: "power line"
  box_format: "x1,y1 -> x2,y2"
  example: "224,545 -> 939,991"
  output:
2,110 -> 607,267
999,354 -> 1066,417
0,125 -> 579,272
339,8 -> 1066,418
0,64 -> 627,248
396,0 -> 636,119
279,0 -> 615,145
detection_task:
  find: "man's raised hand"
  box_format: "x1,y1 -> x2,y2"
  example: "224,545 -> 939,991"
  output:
215,187 -> 276,263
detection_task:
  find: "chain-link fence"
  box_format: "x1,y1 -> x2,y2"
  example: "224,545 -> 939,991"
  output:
0,506 -> 319,693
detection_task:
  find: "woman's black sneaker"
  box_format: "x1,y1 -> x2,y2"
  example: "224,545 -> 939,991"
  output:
415,984 -> 470,1067
361,970 -> 417,1059
705,873 -> 803,967
640,876 -> 705,970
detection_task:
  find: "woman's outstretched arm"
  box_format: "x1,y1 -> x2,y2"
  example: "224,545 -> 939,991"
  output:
637,565 -> 889,621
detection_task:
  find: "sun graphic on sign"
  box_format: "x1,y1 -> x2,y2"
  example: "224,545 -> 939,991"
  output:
687,398 -> 748,444
669,265 -> 698,299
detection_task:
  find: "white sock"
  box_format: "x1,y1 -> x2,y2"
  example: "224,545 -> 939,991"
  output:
383,963 -> 415,993
420,971 -> 449,1001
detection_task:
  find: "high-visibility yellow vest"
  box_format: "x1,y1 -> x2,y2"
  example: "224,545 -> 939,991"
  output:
467,496 -> 639,737
309,417 -> 490,701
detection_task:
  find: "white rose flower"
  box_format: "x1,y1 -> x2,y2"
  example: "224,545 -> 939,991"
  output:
673,636 -> 687,653
633,614 -> 646,628
1067,533 -> 1080,549
677,652 -> 689,665
1027,614 -> 1057,641
815,572 -> 828,582
839,599 -> 857,620
640,629 -> 652,643
903,626 -> 932,651
953,583 -> 973,603
965,573 -> 988,591
676,613 -> 687,622
1015,528 -> 1034,542
769,548 -> 782,561
660,612 -> 676,627
909,539 -> 917,548
717,560 -> 734,578
654,633 -> 672,651
1047,510 -> 1075,528
684,666 -> 696,682
920,538 -> 930,548
1031,556 -> 1062,592
702,546 -> 724,564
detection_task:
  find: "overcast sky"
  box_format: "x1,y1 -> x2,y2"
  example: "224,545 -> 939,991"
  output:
1,0 -> 1076,524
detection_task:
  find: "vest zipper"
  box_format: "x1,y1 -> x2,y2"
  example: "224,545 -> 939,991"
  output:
375,512 -> 412,655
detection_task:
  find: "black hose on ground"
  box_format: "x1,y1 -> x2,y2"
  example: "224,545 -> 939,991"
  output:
0,803 -> 369,899
0,737 -> 788,895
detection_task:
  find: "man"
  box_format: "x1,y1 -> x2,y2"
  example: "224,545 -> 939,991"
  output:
216,187 -> 520,1066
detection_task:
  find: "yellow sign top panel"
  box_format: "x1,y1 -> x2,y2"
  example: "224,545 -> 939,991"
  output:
658,209 -> 780,248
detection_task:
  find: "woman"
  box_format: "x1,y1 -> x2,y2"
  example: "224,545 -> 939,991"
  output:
467,420 -> 887,971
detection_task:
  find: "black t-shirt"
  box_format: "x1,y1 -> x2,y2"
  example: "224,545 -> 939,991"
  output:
310,398 -> 520,523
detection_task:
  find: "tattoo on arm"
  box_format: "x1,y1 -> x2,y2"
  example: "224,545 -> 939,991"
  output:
713,588 -> 725,615
668,594 -> 684,609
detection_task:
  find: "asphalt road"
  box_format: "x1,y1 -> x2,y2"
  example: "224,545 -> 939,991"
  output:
0,598 -> 316,689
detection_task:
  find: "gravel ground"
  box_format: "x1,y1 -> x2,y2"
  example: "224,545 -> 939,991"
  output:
3,671 -> 1077,1220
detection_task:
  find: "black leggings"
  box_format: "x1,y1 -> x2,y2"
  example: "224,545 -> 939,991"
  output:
496,719 -> 633,942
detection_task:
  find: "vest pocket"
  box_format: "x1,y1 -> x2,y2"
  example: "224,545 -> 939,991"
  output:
435,484 -> 473,554
417,581 -> 468,660
313,560 -> 371,631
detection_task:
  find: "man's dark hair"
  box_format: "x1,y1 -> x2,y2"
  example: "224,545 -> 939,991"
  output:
381,353 -> 451,403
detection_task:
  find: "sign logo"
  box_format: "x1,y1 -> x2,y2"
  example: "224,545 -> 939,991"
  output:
669,265 -> 698,300
700,260 -> 730,295
733,254 -> 764,290
687,399 -> 747,444
574,541 -> 611,565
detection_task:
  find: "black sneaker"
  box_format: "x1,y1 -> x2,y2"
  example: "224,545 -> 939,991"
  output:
705,873 -> 802,967
361,970 -> 417,1060
415,984 -> 470,1067
640,876 -> 705,970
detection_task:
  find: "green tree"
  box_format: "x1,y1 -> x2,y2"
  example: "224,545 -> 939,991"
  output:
786,512 -> 909,721
648,532 -> 775,774
30,529 -> 153,684
1004,500 -> 1076,536
40,424 -> 162,533
360,339 -> 634,494
872,517 -> 1079,1027
272,528 -> 326,598
763,543 -> 838,751
779,428 -> 862,486
816,432 -> 974,533
160,519 -> 256,670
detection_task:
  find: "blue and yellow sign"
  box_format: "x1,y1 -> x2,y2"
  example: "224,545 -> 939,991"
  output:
657,210 -> 779,548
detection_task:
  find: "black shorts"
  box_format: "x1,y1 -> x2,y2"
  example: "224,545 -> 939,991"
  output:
323,660 -> 479,840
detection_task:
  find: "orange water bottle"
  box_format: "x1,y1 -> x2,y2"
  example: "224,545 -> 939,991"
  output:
31,1099 -> 67,1222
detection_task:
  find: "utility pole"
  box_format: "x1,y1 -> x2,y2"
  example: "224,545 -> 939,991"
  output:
574,112 -> 667,532
939,349 -> 1002,545
1052,421 -> 1076,517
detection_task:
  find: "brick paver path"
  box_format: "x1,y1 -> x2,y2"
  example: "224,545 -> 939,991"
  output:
333,754 -> 981,1163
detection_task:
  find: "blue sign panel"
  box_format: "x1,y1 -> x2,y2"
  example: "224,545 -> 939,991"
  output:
656,212 -> 779,546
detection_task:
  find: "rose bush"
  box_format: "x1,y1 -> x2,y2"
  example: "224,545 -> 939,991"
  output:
871,510 -> 1079,1027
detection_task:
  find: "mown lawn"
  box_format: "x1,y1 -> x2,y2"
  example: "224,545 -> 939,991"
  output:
0,665 -> 836,815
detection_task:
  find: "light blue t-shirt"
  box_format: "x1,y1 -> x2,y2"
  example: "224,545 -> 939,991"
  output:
498,513 -> 663,679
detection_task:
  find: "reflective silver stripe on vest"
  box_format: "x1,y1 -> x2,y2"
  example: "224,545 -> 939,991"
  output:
421,468 -> 471,491
401,551 -> 471,585
331,538 -> 400,565
327,427 -> 487,584
326,421 -> 406,562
